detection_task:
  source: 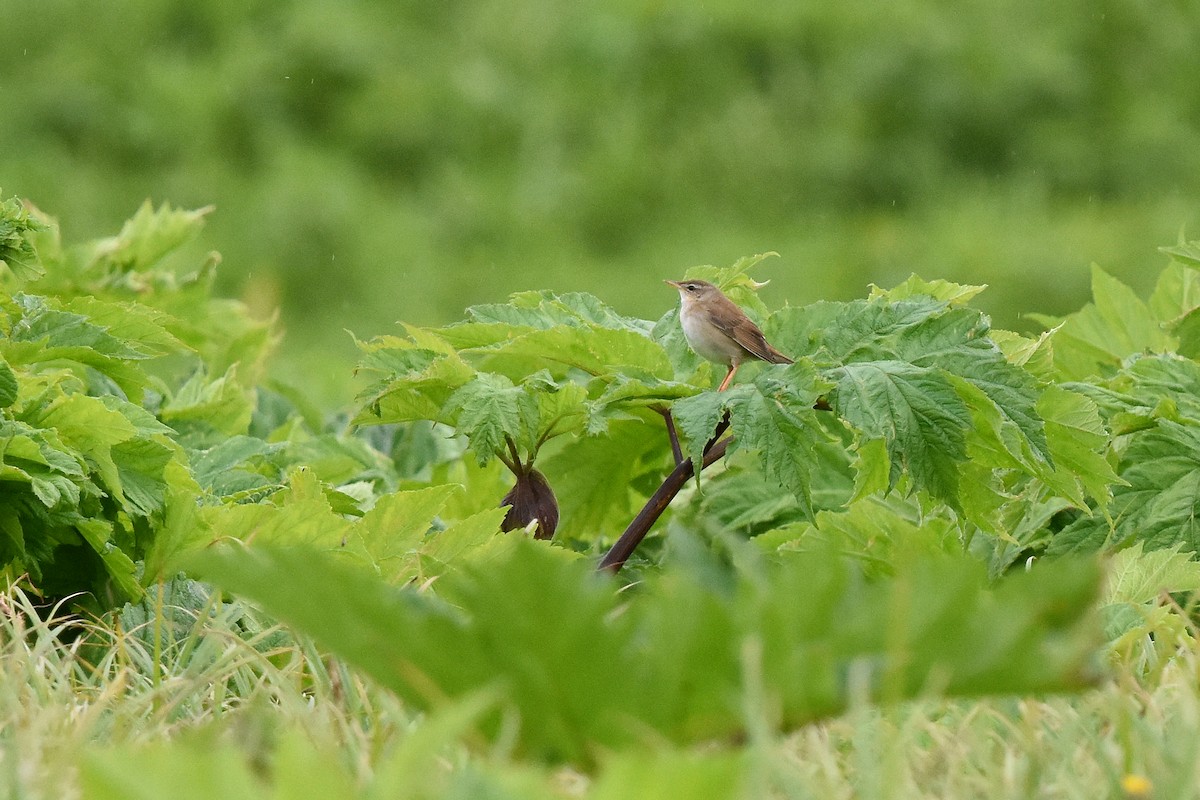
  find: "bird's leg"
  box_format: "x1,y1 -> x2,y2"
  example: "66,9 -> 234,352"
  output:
717,363 -> 739,392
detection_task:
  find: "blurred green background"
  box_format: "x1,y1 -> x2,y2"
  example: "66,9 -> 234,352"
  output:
4,0 -> 1198,407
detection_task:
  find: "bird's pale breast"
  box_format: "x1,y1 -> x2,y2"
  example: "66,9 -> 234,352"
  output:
680,304 -> 745,365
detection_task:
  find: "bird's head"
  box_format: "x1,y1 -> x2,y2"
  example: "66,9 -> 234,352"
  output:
665,279 -> 720,306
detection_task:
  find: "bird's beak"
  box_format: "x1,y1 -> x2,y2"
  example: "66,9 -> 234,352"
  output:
664,280 -> 681,288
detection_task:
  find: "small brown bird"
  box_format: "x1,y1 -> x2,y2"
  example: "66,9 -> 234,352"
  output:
666,279 -> 793,391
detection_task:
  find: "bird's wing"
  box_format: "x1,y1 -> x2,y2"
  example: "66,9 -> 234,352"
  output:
710,296 -> 794,364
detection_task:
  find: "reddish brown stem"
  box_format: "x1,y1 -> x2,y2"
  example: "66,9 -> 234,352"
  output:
598,395 -> 832,573
598,418 -> 731,573
655,407 -> 684,467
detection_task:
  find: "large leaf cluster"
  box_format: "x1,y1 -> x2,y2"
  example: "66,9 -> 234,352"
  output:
0,199 -> 395,606
353,257 -> 1119,563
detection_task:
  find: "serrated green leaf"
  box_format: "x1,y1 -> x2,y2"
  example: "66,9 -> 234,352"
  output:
420,507 -> 508,574
112,438 -> 175,517
991,327 -> 1057,381
468,325 -> 672,381
146,464 -> 209,579
353,351 -> 475,427
203,473 -> 349,550
1171,306 -> 1200,359
190,435 -> 280,497
869,274 -> 988,306
350,485 -> 459,580
767,496 -> 962,575
445,372 -> 532,466
468,290 -> 652,334
10,294 -> 150,359
1038,385 -> 1118,509
89,200 -> 213,273
36,393 -> 138,506
848,436 -> 890,502
1149,261 -> 1200,323
893,307 -> 1051,467
829,360 -> 971,504
728,363 -> 832,517
671,390 -> 733,469
530,377 -> 589,448
160,366 -> 254,437
1050,416 -> 1200,556
190,537 -> 1102,764
1104,542 -> 1200,605
0,194 -> 46,282
1035,266 -> 1172,380
819,297 -> 949,362
0,357 -> 16,408
62,296 -> 190,357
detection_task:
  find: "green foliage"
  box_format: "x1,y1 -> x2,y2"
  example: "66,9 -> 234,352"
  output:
11,193 -> 1200,798
189,536 -> 1102,764
0,194 -> 389,606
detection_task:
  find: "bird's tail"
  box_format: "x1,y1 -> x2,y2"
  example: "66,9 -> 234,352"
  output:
766,345 -> 793,364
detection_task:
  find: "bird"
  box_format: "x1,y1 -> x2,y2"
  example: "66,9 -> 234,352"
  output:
665,278 -> 793,391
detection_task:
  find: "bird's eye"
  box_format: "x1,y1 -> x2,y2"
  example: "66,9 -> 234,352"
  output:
686,284 -> 696,292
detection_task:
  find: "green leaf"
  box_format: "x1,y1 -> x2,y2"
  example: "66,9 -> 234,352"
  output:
468,325 -> 672,381
88,200 -> 213,273
189,435 -> 280,497
189,538 -> 1101,764
1160,239 -> 1200,270
1171,306 -> 1200,359
764,495 -> 962,577
1051,418 -> 1200,556
829,360 -> 971,504
1037,385 -> 1118,509
203,473 -> 349,550
671,390 -> 732,469
75,517 -> 143,601
445,372 -> 532,465
10,293 -> 150,359
1104,542 -> 1200,605
869,274 -> 988,306
420,507 -> 507,573
895,307 -> 1051,467
589,375 -> 698,434
0,193 -> 46,282
816,297 -> 949,363
541,420 -> 665,540
160,366 -> 254,438
1033,266 -> 1172,380
349,485 -> 460,580
353,349 -> 475,427
467,290 -> 652,334
530,376 -> 589,448
62,296 -> 190,357
990,327 -> 1057,382
112,438 -> 175,517
0,356 -> 17,408
35,394 -> 138,507
728,363 -> 833,517
146,465 -> 209,579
